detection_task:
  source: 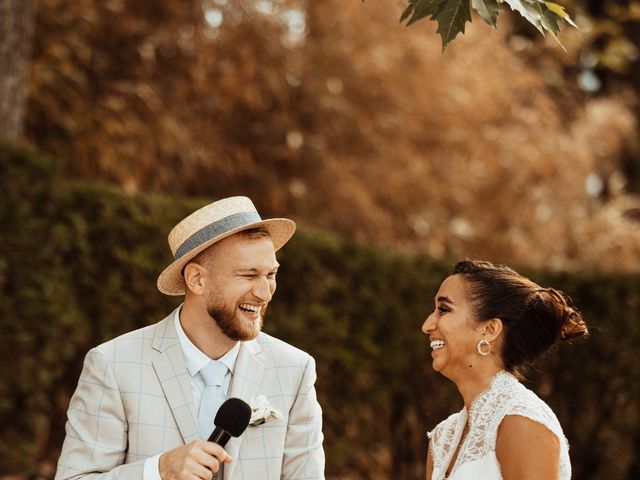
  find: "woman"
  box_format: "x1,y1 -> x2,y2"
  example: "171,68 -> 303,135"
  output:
422,260 -> 588,480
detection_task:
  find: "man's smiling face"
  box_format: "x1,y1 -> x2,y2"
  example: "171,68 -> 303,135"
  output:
203,233 -> 279,341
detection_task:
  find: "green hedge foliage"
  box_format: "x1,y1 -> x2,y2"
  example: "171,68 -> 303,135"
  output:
1,142 -> 639,479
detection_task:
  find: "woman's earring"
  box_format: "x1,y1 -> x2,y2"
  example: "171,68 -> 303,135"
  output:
476,339 -> 491,356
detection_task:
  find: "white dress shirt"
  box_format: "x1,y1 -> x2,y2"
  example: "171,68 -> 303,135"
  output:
143,306 -> 240,479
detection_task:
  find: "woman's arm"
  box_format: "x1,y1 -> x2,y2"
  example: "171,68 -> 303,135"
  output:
496,415 -> 560,480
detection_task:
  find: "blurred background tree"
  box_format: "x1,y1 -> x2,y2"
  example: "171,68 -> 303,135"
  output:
0,0 -> 36,139
14,0 -> 640,271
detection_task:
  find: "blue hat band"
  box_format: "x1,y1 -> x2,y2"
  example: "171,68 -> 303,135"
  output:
174,211 -> 263,260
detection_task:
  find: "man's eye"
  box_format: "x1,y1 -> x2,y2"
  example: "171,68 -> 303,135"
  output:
437,306 -> 449,314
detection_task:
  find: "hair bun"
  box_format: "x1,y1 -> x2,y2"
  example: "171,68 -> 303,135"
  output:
537,288 -> 589,341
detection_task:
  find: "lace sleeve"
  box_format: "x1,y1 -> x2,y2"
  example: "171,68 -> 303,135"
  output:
488,387 -> 572,480
487,388 -> 564,443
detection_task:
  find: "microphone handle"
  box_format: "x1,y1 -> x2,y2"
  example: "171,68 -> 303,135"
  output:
208,427 -> 232,447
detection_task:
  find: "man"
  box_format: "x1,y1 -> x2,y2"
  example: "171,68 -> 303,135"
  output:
56,196 -> 325,479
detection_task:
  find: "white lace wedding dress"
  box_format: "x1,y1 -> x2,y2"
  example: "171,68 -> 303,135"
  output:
428,371 -> 571,480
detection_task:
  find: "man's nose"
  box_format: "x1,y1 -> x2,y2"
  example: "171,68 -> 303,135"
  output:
253,277 -> 273,302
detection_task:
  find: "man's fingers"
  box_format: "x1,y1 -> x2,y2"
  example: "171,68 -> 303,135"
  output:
159,440 -> 231,480
193,448 -> 221,473
201,441 -> 232,463
191,462 -> 217,479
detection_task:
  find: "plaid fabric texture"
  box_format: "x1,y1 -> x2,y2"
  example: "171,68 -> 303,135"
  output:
55,309 -> 325,479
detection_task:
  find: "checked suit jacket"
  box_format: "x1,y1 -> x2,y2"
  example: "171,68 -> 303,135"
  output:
55,308 -> 325,479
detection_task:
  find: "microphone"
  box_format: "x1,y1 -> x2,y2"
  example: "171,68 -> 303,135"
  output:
207,397 -> 252,447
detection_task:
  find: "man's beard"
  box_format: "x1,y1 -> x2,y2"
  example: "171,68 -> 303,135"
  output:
206,295 -> 264,341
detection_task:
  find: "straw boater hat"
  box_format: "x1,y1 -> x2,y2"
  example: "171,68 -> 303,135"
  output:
157,196 -> 296,296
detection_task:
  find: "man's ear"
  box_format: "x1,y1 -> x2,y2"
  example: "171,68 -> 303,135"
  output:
183,262 -> 207,295
483,318 -> 504,342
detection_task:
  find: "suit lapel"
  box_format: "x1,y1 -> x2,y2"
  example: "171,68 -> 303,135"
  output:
151,310 -> 200,444
224,339 -> 265,479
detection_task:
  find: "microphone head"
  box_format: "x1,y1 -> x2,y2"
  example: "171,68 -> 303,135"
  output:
214,397 -> 252,437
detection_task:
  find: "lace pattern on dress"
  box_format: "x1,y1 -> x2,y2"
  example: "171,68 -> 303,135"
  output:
427,371 -> 571,480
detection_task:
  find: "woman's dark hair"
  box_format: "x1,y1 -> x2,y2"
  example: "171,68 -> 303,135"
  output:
452,259 -> 588,373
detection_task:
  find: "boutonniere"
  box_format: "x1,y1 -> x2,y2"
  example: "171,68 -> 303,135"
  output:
249,395 -> 282,426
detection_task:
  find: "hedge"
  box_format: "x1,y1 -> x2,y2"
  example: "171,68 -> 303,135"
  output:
1,141 -> 639,479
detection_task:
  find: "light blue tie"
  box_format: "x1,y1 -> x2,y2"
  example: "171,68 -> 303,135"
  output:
198,360 -> 228,439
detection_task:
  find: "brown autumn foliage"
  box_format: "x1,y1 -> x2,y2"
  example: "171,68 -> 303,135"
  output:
25,0 -> 640,272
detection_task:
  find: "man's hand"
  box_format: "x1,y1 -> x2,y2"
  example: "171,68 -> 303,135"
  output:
159,439 -> 232,480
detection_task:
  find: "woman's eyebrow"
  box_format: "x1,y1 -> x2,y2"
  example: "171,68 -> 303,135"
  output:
436,296 -> 454,305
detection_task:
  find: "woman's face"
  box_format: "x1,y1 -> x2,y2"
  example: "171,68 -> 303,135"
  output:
421,274 -> 483,380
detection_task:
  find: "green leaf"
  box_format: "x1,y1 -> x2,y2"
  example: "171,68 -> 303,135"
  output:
400,1 -> 417,23
433,0 -> 472,51
539,3 -> 560,35
501,0 -> 544,34
401,0 -> 575,51
472,0 -> 500,27
538,3 -> 568,50
544,1 -> 577,28
400,0 -> 446,26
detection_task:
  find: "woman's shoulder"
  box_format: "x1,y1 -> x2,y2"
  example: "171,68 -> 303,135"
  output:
503,379 -> 563,431
476,372 -> 564,438
493,375 -> 572,480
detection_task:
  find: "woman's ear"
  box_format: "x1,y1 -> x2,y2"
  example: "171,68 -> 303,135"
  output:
183,262 -> 208,295
483,318 -> 504,342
